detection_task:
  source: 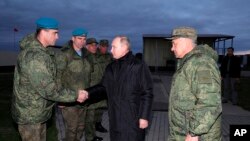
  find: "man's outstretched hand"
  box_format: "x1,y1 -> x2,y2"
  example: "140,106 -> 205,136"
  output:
77,90 -> 89,103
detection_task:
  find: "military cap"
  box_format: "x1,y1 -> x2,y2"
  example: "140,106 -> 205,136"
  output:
36,17 -> 59,29
86,38 -> 98,45
72,28 -> 88,36
168,26 -> 197,41
99,39 -> 109,46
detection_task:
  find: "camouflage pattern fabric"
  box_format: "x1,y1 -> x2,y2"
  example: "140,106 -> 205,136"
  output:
168,44 -> 222,141
56,41 -> 92,141
57,42 -> 92,93
93,52 -> 112,124
85,51 -> 111,141
94,108 -> 105,124
87,52 -> 112,109
85,108 -> 96,141
12,33 -> 78,125
61,106 -> 87,141
18,122 -> 46,141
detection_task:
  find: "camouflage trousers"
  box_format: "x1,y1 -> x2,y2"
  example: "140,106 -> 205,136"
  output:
85,108 -> 96,141
95,108 -> 105,123
85,100 -> 107,141
61,106 -> 87,141
223,75 -> 239,104
168,117 -> 222,141
18,122 -> 46,141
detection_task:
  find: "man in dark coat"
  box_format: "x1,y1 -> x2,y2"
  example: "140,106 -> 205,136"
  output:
86,36 -> 154,141
220,47 -> 241,105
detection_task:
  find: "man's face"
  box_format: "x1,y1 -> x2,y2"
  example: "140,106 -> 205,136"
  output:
44,29 -> 59,46
99,45 -> 108,54
72,36 -> 86,50
227,48 -> 234,57
111,37 -> 128,59
86,43 -> 98,54
171,38 -> 188,58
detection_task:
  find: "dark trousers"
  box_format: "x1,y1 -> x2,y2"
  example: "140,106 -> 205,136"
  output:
223,75 -> 238,104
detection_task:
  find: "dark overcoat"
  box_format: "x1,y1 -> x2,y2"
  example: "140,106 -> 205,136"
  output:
89,51 -> 153,141
220,55 -> 241,78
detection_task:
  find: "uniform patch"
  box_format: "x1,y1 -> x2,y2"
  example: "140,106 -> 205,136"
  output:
197,70 -> 212,84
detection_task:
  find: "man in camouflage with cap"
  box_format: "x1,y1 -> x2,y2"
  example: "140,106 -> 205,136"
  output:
56,28 -> 92,141
11,18 -> 88,141
167,27 -> 222,141
84,37 -> 105,141
94,39 -> 112,133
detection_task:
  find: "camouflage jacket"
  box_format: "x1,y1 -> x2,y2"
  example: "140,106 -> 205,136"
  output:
88,52 -> 112,86
98,52 -> 112,75
168,44 -> 222,141
56,41 -> 92,106
86,51 -> 111,108
11,34 -> 78,124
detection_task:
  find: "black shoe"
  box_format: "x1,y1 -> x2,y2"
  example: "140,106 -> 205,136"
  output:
96,122 -> 108,133
92,136 -> 103,141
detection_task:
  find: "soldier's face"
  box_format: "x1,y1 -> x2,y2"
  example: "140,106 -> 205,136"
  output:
72,36 -> 86,50
99,45 -> 108,54
44,29 -> 59,46
87,43 -> 97,54
171,38 -> 188,58
111,37 -> 128,59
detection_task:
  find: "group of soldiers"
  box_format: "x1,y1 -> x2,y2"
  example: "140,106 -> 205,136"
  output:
56,29 -> 112,141
12,17 -> 223,141
11,17 -> 111,141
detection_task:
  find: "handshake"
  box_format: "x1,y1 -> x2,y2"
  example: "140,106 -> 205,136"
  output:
77,90 -> 89,103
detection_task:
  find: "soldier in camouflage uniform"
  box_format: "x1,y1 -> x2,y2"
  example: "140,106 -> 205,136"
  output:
84,38 -> 111,141
94,39 -> 112,133
11,18 -> 87,141
57,28 -> 91,141
167,27 -> 222,141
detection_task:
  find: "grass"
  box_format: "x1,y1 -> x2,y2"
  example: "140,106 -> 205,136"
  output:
0,73 -> 58,141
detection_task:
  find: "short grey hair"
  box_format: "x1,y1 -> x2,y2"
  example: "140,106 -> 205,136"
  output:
115,35 -> 131,50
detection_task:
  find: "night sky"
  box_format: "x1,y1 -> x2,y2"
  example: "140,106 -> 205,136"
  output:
0,0 -> 250,53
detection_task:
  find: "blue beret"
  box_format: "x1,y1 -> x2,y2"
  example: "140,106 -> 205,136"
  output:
72,28 -> 88,36
36,17 -> 59,29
